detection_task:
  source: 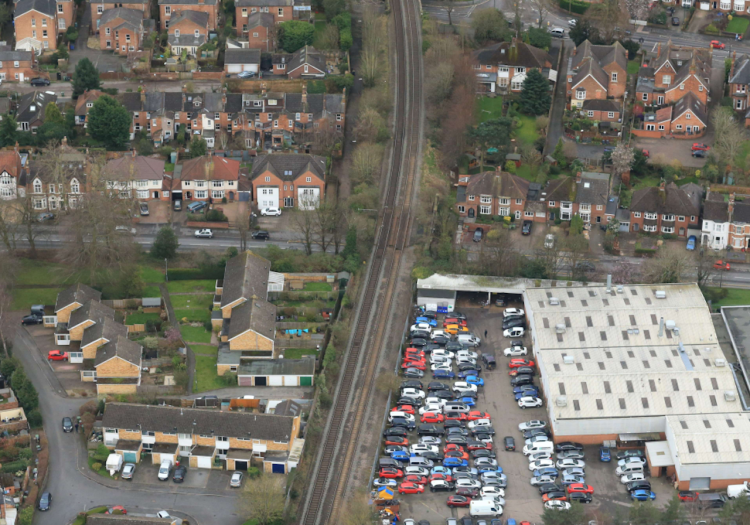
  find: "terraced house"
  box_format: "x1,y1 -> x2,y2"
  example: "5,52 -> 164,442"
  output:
0,147 -> 26,201
102,402 -> 302,473
701,191 -> 750,250
567,40 -> 627,109
91,0 -> 150,32
0,46 -> 38,82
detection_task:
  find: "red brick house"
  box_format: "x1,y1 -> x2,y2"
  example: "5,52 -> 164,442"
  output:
91,0 -> 150,33
472,39 -> 554,95
567,40 -> 627,109
455,169 -> 529,220
243,12 -> 274,50
167,10 -> 209,57
181,155 -> 241,202
159,0 -> 218,30
99,8 -> 144,55
574,171 -> 610,225
235,0 -> 292,29
540,176 -> 574,221
282,46 -> 326,79
636,42 -> 711,108
0,46 -> 38,83
250,154 -> 326,210
629,181 -> 700,237
74,89 -> 105,126
729,52 -> 750,118
581,99 -> 621,123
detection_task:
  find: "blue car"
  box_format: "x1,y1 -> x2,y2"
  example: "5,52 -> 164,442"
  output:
687,235 -> 696,251
433,369 -> 455,379
431,466 -> 451,476
515,391 -> 538,401
391,451 -> 409,461
513,386 -> 539,396
562,474 -> 585,485
476,465 -> 503,474
458,369 -> 481,379
456,397 -> 476,407
443,457 -> 468,467
416,317 -> 437,327
600,446 -> 611,462
465,375 -> 484,387
506,520 -> 516,525
631,490 -> 656,501
533,468 -> 559,478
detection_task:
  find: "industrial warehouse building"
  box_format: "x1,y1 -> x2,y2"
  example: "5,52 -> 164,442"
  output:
417,276 -> 750,491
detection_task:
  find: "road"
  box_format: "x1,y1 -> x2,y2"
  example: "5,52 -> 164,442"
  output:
12,328 -> 243,525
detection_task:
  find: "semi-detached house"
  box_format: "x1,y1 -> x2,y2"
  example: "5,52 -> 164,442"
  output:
180,155 -> 240,201
455,169 -> 529,220
728,53 -> 750,120
14,0 -> 74,53
472,39 -> 554,95
629,181 -> 700,237
104,153 -> 166,200
250,153 -> 325,210
701,191 -> 750,250
235,0 -> 292,33
567,40 -> 627,109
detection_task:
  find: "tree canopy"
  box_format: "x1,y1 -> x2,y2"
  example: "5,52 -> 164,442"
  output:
279,20 -> 315,52
471,117 -> 513,152
526,27 -> 551,50
520,69 -> 551,115
72,57 -> 101,97
0,115 -> 18,148
87,95 -> 130,149
152,226 -> 179,260
471,8 -> 512,44
190,136 -> 208,157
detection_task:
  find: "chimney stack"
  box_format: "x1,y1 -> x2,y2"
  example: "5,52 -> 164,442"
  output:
576,171 -> 582,183
659,180 -> 666,191
302,82 -> 307,105
140,89 -> 146,104
729,192 -> 736,217
341,86 -> 346,107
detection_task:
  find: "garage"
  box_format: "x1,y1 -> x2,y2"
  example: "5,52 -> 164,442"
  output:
282,375 -> 298,386
272,464 -> 285,474
227,449 -> 254,471
300,376 -> 312,386
224,49 -> 261,76
123,451 -> 138,463
235,460 -> 249,471
254,376 -> 267,386
238,359 -> 316,389
189,446 -> 216,469
115,440 -> 142,464
268,375 -> 283,386
151,443 -> 178,465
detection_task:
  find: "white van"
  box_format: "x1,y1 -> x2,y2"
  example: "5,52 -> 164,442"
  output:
408,456 -> 434,468
523,441 -> 554,456
550,27 -> 565,37
470,500 -> 503,517
615,463 -> 644,476
157,459 -> 173,480
727,482 -> 750,498
457,334 -> 481,347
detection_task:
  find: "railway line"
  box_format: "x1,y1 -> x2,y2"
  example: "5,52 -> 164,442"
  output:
297,0 -> 424,524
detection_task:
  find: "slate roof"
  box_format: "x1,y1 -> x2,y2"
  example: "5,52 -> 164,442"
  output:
680,182 -> 703,212
180,155 -> 239,181
672,91 -> 707,125
105,155 -> 165,181
68,299 -> 115,329
168,9 -> 208,27
221,251 -> 272,308
227,298 -> 276,341
576,172 -> 609,206
238,359 -> 315,377
99,7 -> 143,30
572,40 -> 627,71
734,201 -> 750,223
703,192 -> 728,222
55,284 -> 101,313
274,400 -> 305,417
287,46 -> 325,74
730,54 -> 750,85
465,171 -> 529,200
225,48 -> 260,65
0,47 -> 32,62
246,11 -> 274,29
250,154 -> 326,182
169,34 -> 207,47
581,99 -> 620,112
101,402 -> 296,442
472,41 -> 552,69
158,0 -> 216,5
16,91 -> 57,125
235,0 -> 291,6
75,90 -> 105,117
572,59 -> 608,91
15,0 -> 54,17
542,176 -> 574,203
95,335 -> 142,367
81,316 -> 129,348
630,183 -> 700,215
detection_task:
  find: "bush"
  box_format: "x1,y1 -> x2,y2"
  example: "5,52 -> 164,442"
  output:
202,320 -> 213,332
27,409 -> 42,428
247,466 -> 261,479
18,507 -> 33,525
558,0 -> 589,14
91,462 -> 102,471
1,459 -> 28,473
205,209 -> 228,222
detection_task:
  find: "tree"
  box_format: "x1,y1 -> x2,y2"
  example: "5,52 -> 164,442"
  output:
625,0 -> 649,22
0,115 -> 17,147
471,117 -> 513,153
552,138 -> 567,167
569,18 -> 598,45
152,226 -> 179,260
585,0 -> 629,44
520,69 -> 552,116
18,507 -> 33,525
322,0 -> 345,20
87,95 -> 130,149
0,254 -> 16,358
72,57 -> 101,97
620,39 -> 640,60
527,27 -> 551,50
291,208 -> 315,255
55,43 -> 70,61
529,0 -> 547,28
570,214 -> 584,235
360,7 -> 386,87
695,247 -> 717,289
541,501 -> 586,525
189,136 -> 207,157
471,8 -> 512,44
236,475 -> 285,525
629,502 -> 662,525
611,144 -> 635,179
237,203 -> 250,252
278,20 -> 315,52
631,148 -> 649,175
644,245 -> 690,283
713,107 -> 744,172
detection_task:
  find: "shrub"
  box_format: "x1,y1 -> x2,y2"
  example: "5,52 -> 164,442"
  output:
247,466 -> 261,479
91,462 -> 102,471
1,459 -> 28,473
205,209 -> 228,222
202,320 -> 213,332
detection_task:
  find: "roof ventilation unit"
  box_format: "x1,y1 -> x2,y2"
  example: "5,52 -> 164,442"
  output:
715,358 -> 726,367
655,290 -> 667,299
555,324 -> 567,333
563,355 -> 576,365
556,396 -> 568,407
617,285 -> 624,294
665,320 -> 676,331
549,297 -> 560,305
725,391 -> 737,402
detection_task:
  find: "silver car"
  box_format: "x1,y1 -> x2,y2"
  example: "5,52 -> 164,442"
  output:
230,471 -> 243,488
121,463 -> 135,480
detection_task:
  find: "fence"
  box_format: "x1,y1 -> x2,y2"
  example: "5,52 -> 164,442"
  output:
274,338 -> 321,349
127,324 -> 146,333
142,357 -> 174,368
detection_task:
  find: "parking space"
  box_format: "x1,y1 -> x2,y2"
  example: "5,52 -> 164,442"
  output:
137,200 -> 172,225
26,325 -> 96,395
128,462 -> 215,489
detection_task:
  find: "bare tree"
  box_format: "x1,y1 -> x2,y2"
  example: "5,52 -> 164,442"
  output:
585,0 -> 629,43
219,131 -> 229,151
237,201 -> 250,252
644,245 -> 691,283
318,23 -> 340,50
625,0 -> 649,21
291,208 -> 316,255
610,144 -> 635,180
351,143 -> 384,186
530,0 -> 547,28
360,7 -> 387,87
313,125 -> 342,157
19,196 -> 42,256
236,475 -> 285,525
695,247 -> 717,289
0,254 -> 17,358
0,201 -> 21,254
563,234 -> 591,280
713,108 -> 745,172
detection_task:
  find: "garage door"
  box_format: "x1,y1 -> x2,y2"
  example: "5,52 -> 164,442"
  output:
123,451 -> 137,463
238,375 -> 252,386
255,376 -> 267,386
272,463 -> 285,474
235,460 -> 248,471
197,456 -> 212,469
690,477 -> 711,490
258,187 -> 279,209
300,376 -> 312,386
282,375 -> 297,386
268,375 -> 283,386
227,65 -> 241,73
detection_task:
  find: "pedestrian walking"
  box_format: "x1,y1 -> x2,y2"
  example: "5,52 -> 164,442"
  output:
484,330 -> 488,338
75,422 -> 79,433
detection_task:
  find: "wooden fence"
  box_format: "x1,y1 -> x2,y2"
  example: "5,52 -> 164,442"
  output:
127,324 -> 146,333
274,338 -> 321,349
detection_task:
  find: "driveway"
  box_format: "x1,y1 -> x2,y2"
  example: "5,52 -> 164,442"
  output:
13,328 -> 243,525
545,40 -> 570,155
67,5 -> 126,74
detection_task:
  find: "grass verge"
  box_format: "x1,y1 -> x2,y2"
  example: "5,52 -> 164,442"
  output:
180,325 -> 212,343
705,287 -> 750,308
282,348 -> 318,359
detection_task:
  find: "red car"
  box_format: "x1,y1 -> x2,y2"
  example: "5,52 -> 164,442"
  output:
447,495 -> 471,507
105,506 -> 127,515
403,354 -> 426,364
391,405 -> 415,415
710,40 -> 725,49
679,491 -> 698,502
421,412 -> 444,424
404,475 -> 427,485
456,487 -> 480,499
444,444 -> 465,453
445,450 -> 469,460
384,437 -> 409,446
467,441 -> 492,451
508,359 -> 535,369
379,468 -> 403,479
692,143 -> 710,151
405,350 -> 425,359
445,412 -> 468,421
401,361 -> 425,370
430,473 -> 453,483
542,493 -> 568,502
443,318 -> 467,328
467,411 -> 491,421
567,484 -> 594,494
398,482 -> 424,494
642,149 -> 650,158
47,350 -> 69,361
714,260 -> 731,271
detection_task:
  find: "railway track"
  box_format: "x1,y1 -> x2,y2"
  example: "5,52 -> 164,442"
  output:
297,0 -> 423,524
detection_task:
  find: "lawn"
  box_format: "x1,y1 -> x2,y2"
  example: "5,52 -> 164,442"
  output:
303,282 -> 332,292
477,96 -> 504,124
194,355 -> 226,393
515,165 -> 535,182
171,294 -> 213,309
282,348 -> 318,359
726,16 -> 750,34
705,287 -> 750,308
312,20 -> 328,49
12,288 -> 61,311
191,344 -> 218,356
16,260 -> 164,287
143,285 -> 161,298
627,59 -> 641,76
125,312 -> 162,325
175,308 -> 211,323
140,266 -> 165,283
180,325 -> 212,343
167,280 -> 215,293
515,115 -> 539,146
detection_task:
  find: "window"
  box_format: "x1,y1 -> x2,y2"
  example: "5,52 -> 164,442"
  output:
468,195 -> 474,201
657,95 -> 664,105
165,6 -> 171,14
588,111 -> 594,118
241,7 -> 247,15
481,195 -> 492,204
33,180 -> 42,193
646,124 -> 655,131
515,198 -> 522,205
549,201 -> 555,207
42,18 -> 47,27
71,180 -> 79,193
253,31 -> 258,37
480,205 -> 491,215
642,93 -> 648,101
106,27 -> 110,35
676,124 -> 682,130
686,113 -> 691,119
58,3 -> 63,12
658,124 -> 665,131
608,112 -> 615,118
611,72 -> 617,82
265,176 -> 271,182
458,205 -> 465,213
195,30 -> 199,38
680,84 -> 685,90
699,85 -> 703,92
662,75 -> 671,85
278,7 -> 283,15
175,29 -> 180,37
576,90 -> 586,100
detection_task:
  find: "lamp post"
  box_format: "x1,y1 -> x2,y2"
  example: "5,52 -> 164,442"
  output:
165,258 -> 168,282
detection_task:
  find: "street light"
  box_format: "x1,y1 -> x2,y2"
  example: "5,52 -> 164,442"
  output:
165,258 -> 168,282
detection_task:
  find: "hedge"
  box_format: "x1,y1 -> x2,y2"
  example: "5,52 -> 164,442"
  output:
558,0 -> 589,14
166,267 -> 225,281
1,460 -> 28,473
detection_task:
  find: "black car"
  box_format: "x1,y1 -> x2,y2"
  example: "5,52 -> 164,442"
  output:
458,362 -> 479,372
523,429 -> 548,439
575,261 -> 596,272
397,396 -> 422,407
502,317 -> 526,330
379,457 -> 400,469
692,149 -> 706,158
446,342 -> 466,352
421,451 -> 444,461
390,418 -> 416,431
433,390 -> 454,400
522,220 -> 532,235
512,366 -> 536,376
402,380 -> 424,390
446,427 -> 469,436
418,424 -> 444,436
421,311 -> 438,320
626,480 -> 651,492
410,338 -> 427,347
38,492 -> 51,511
539,483 -> 564,495
471,450 -> 496,459
671,16 -> 680,25
412,330 -> 431,340
445,435 -> 468,445
21,314 -> 43,325
423,343 -> 441,354
383,427 -> 408,438
30,77 -> 50,87
62,417 -> 73,432
251,230 -> 270,240
481,352 -> 496,370
569,492 -> 593,503
432,335 -> 450,345
173,465 -> 187,483
504,436 -> 515,451
510,375 -> 535,387
555,442 -> 584,452
428,381 -> 450,391
444,419 -> 465,429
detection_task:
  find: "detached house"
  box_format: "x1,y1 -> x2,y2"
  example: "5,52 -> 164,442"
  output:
74,89 -> 105,126
99,8 -> 144,54
167,10 -> 210,57
455,169 -> 530,220
637,42 -> 711,107
235,0 -> 292,31
567,40 -> 627,108
0,46 -> 38,83
250,154 -> 326,210
472,39 -> 554,95
15,91 -> 57,133
629,181 -> 700,236
91,0 -> 150,32
104,153 -> 166,200
159,0 -> 219,30
574,171 -> 610,225
14,0 -> 73,53
701,192 -> 750,250
180,155 -> 240,201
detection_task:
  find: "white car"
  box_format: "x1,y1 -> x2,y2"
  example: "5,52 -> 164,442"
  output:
156,511 -> 171,519
518,397 -> 543,409
373,478 -> 398,488
503,308 -> 525,318
194,228 -> 213,238
525,435 -> 550,446
481,486 -> 505,498
544,234 -> 555,248
261,207 -> 282,216
432,349 -> 455,359
556,459 -> 585,469
530,474 -> 557,486
430,355 -> 452,365
431,330 -> 449,339
157,460 -> 171,480
503,327 -> 525,338
468,419 -> 492,430
456,350 -> 478,360
503,346 -> 527,357
423,398 -> 447,408
528,451 -> 553,462
420,403 -> 444,415
404,466 -> 430,476
529,459 -> 555,471
621,472 -> 646,484
618,457 -> 646,467
456,356 -> 477,366
410,323 -> 433,334
452,382 -> 477,394
431,363 -> 452,371
410,444 -> 438,454
455,478 -> 482,489
568,19 -> 577,27
518,420 -> 547,431
401,388 -> 425,399
544,500 -> 571,511
389,411 -> 415,423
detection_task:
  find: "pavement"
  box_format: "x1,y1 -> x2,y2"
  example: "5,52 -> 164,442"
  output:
13,327 -> 244,525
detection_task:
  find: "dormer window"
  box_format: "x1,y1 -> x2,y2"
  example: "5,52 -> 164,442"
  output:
175,29 -> 180,37
33,179 -> 42,193
194,30 -> 199,38
194,100 -> 200,107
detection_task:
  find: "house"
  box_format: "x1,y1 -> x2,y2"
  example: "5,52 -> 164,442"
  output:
26,137 -> 86,211
0,46 -> 37,83
636,42 -> 711,107
66,300 -> 116,343
574,171 -> 610,225
51,283 -> 102,326
180,155 -> 240,201
472,40 -> 554,94
75,89 -> 105,126
701,192 -> 750,250
102,402 -> 301,473
455,169 -> 530,220
0,389 -> 27,433
581,99 -> 621,123
235,358 -> 315,386
224,48 -> 261,75
243,12 -> 275,50
541,176 -> 574,221
14,0 -> 57,53
167,10 -> 210,57
567,40 -> 627,109
284,46 -> 325,78
0,147 -> 26,201
91,0 -> 150,33
223,298 -> 276,353
729,53 -> 750,117
670,91 -> 708,137
159,0 -> 219,30
104,153 -> 166,200
250,153 -> 326,210
80,316 -> 129,359
99,8 -> 144,55
15,91 -> 57,133
91,335 -> 142,395
629,181 -> 700,236
235,0 -> 292,29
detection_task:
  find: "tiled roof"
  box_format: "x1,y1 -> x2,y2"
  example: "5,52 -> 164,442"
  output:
81,316 -> 128,349
287,46 -> 325,74
227,298 -> 276,342
75,90 -> 105,116
730,54 -> 750,85
180,155 -> 239,181
15,0 -> 55,17
246,11 -> 274,28
465,171 -> 530,200
581,99 -> 620,112
225,48 -> 260,65
631,183 -> 699,215
673,91 -> 707,125
703,193 -> 728,222
250,154 -> 326,182
168,9 -> 208,27
220,251 -> 271,308
105,155 -> 165,181
575,172 -> 609,206
68,299 -> 115,329
473,41 -> 552,69
543,176 -> 574,203
55,284 -> 101,313
94,335 -> 142,367
99,7 -> 143,30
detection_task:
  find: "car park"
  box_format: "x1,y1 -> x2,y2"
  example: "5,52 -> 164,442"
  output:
518,397 -> 543,409
615,449 -> 644,460
398,482 -> 425,494
600,446 -> 611,462
555,442 -> 584,452
529,459 -> 555,471
542,491 -> 567,502
626,481 -> 652,493
373,478 -> 398,488
621,472 -> 645,484
504,436 -> 515,451
562,474 -> 585,486
544,500 -> 571,511
557,450 -> 584,460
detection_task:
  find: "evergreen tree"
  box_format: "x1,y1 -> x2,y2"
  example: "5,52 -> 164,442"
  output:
519,69 -> 551,115
189,136 -> 207,157
0,114 -> 17,147
152,226 -> 179,260
87,95 -> 130,149
44,102 -> 65,125
278,20 -> 315,52
552,138 -> 567,167
72,57 -> 101,97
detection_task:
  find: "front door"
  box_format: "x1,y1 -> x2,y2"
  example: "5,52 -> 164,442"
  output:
468,208 -> 475,218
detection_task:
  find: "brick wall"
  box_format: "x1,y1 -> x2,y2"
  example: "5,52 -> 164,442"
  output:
96,357 -> 140,377
228,329 -> 274,351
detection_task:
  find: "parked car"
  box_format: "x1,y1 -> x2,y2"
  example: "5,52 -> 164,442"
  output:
38,492 -> 51,511
21,314 -> 43,325
692,143 -> 711,151
631,490 -> 656,501
261,207 -> 282,216
48,350 -> 69,361
672,16 -> 680,25
251,230 -> 270,240
30,78 -> 51,87
122,463 -> 136,480
503,327 -> 525,338
692,149 -> 706,158
195,229 -> 213,238
237,71 -> 256,78
186,201 -> 207,213
686,235 -> 696,251
519,421 -> 546,432
37,212 -> 55,222
710,40 -> 725,49
139,203 -> 149,216
473,229 -> 483,242
522,221 -> 532,235
600,446 -> 611,462
503,436 -> 515,451
714,260 -> 731,271
504,346 -> 527,357
544,234 -> 555,248
518,397 -> 543,408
